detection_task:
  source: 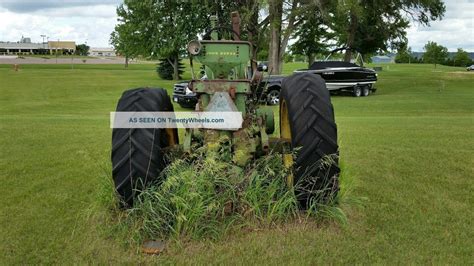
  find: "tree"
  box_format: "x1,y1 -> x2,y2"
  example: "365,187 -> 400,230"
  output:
395,43 -> 413,63
290,9 -> 332,68
156,58 -> 184,80
330,0 -> 445,61
75,44 -> 89,56
423,41 -> 448,68
453,48 -> 472,67
111,0 -> 209,79
111,0 -> 267,78
110,22 -> 138,68
268,0 -> 284,74
395,44 -> 410,63
267,0 -> 330,73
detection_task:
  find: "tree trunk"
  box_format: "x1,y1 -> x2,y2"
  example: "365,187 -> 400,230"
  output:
173,56 -> 179,80
268,0 -> 283,74
125,55 -> 129,68
246,1 -> 260,75
344,9 -> 358,62
166,56 -> 179,80
278,0 -> 299,73
308,53 -> 315,68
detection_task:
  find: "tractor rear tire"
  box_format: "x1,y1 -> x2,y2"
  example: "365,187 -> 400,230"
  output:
111,88 -> 178,207
280,73 -> 339,208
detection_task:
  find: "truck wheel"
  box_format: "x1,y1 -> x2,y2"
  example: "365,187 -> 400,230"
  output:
112,88 -> 178,207
178,103 -> 195,109
352,86 -> 362,97
362,86 -> 370,97
280,73 -> 339,208
266,88 -> 280,105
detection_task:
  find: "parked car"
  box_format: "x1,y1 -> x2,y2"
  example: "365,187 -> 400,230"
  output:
466,65 -> 474,71
172,81 -> 197,109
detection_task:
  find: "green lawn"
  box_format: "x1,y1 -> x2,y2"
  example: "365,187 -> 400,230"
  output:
0,63 -> 473,264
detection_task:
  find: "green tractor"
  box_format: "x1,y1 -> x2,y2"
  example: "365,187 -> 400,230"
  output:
112,12 -> 339,208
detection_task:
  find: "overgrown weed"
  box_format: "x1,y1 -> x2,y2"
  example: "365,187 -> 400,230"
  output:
94,146 -> 363,245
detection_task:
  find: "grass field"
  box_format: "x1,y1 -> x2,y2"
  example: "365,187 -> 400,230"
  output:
0,62 -> 473,264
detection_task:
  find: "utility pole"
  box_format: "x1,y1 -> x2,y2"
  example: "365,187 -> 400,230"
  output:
56,38 -> 59,64
40,35 -> 46,49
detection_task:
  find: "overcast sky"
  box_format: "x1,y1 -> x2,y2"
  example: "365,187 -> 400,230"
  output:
0,0 -> 472,51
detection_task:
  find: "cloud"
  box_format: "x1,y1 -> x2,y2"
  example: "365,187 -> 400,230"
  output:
406,0 -> 474,51
33,5 -> 117,18
0,6 -> 118,47
0,0 -> 121,13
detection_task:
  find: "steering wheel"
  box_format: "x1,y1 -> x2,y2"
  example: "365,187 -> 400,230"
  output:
203,27 -> 241,40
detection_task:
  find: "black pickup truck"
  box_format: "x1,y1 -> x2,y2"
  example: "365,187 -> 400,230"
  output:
172,75 -> 285,109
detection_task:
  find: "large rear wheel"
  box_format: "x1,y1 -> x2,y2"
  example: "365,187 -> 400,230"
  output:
111,88 -> 178,207
280,73 -> 339,208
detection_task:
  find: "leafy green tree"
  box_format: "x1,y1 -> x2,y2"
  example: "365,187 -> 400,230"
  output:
453,48 -> 472,67
111,0 -> 209,79
290,10 -> 332,68
283,52 -> 294,63
110,21 -> 139,68
395,43 -> 413,63
156,57 -> 184,80
329,0 -> 445,61
423,41 -> 448,68
75,44 -> 89,56
111,0 -> 268,77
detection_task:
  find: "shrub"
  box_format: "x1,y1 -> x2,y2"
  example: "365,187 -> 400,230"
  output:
156,58 -> 184,80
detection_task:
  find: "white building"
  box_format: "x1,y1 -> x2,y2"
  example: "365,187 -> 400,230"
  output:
89,47 -> 116,57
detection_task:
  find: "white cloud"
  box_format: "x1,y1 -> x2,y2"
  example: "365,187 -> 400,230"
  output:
0,0 -> 121,12
406,0 -> 474,51
0,5 -> 118,47
32,5 -> 117,18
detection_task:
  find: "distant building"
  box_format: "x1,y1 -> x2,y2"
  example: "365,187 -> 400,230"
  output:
0,37 -> 75,55
371,55 -> 395,63
89,47 -> 116,57
47,41 -> 76,54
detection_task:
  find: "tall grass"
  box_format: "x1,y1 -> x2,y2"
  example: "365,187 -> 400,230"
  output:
101,146 -> 354,243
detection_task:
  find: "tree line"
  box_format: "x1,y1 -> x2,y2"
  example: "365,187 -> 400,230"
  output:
110,0 -> 446,79
396,41 -> 473,68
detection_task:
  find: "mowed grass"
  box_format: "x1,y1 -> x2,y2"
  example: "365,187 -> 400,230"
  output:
0,62 -> 473,264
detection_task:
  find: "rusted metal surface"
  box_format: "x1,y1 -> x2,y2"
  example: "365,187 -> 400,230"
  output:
228,86 -> 236,99
190,80 -> 251,94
